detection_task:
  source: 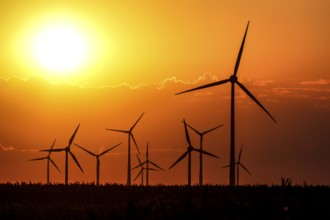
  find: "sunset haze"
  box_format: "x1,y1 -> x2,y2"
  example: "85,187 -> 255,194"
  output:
1,0 -> 330,186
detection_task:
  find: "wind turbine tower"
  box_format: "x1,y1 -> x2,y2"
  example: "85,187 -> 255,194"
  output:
106,113 -> 144,185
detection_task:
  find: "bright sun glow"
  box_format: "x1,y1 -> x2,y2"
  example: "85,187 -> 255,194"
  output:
12,10 -> 112,83
33,24 -> 89,74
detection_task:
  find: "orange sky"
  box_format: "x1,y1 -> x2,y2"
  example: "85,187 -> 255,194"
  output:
0,0 -> 330,185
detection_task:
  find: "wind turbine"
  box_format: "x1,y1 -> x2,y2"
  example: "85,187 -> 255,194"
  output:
132,154 -> 159,186
223,144 -> 252,185
42,124 -> 84,185
175,21 -> 276,186
169,119 -> 219,186
132,142 -> 164,186
106,112 -> 144,185
29,139 -> 61,184
74,143 -> 121,186
186,122 -> 223,185
133,154 -> 145,185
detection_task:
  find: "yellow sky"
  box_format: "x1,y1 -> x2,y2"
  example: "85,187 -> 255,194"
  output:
0,0 -> 330,185
1,0 -> 329,86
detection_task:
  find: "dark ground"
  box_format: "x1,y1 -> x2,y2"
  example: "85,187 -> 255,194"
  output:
0,183 -> 329,220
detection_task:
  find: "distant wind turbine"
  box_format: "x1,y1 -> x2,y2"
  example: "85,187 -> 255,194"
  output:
186,122 -> 223,185
42,124 -> 84,185
223,144 -> 252,185
29,139 -> 61,184
169,119 -> 219,186
106,113 -> 144,185
133,155 -> 145,185
74,143 -> 121,186
175,21 -> 276,186
132,154 -> 159,186
132,142 -> 164,186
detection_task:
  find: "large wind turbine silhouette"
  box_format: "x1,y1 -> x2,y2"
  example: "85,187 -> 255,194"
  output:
74,143 -> 121,186
29,139 -> 61,184
169,119 -> 219,186
106,113 -> 144,185
42,124 -> 84,185
132,154 -> 159,186
186,122 -> 223,185
223,144 -> 252,185
175,21 -> 276,186
132,143 -> 164,186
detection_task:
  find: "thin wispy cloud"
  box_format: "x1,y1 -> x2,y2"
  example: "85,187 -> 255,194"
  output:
97,82 -> 148,90
2,72 -> 330,106
156,72 -> 218,89
300,79 -> 329,86
252,80 -> 275,87
0,144 -> 38,152
272,87 -> 330,97
0,144 -> 15,152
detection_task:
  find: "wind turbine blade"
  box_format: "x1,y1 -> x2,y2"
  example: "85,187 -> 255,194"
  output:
238,144 -> 243,162
131,112 -> 144,131
49,158 -> 62,173
169,151 -> 189,169
195,149 -> 220,159
239,163 -> 252,176
48,139 -> 56,156
69,151 -> 84,173
186,123 -> 201,135
183,120 -> 192,147
74,143 -> 96,156
131,134 -> 140,154
133,169 -> 143,182
132,155 -> 146,170
236,81 -> 277,123
132,161 -> 146,170
203,124 -> 224,135
131,164 -> 142,170
175,79 -> 230,95
99,143 -> 121,157
50,139 -> 56,151
149,161 -> 164,171
234,21 -> 250,76
136,154 -> 142,164
106,128 -> 128,133
68,124 -> 80,148
29,157 -> 48,161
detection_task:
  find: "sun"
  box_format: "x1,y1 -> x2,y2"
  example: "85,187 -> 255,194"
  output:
33,24 -> 89,74
12,10 -> 112,83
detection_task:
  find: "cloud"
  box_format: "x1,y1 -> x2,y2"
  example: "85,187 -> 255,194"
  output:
270,85 -> 330,111
156,72 -> 218,89
0,75 -> 149,90
0,144 -> 39,153
315,96 -> 330,100
0,144 -> 15,152
2,71 -> 330,111
300,79 -> 329,85
96,82 -> 149,90
272,87 -> 330,97
252,80 -> 275,87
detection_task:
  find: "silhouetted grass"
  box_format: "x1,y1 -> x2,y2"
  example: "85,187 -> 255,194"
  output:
0,182 -> 330,219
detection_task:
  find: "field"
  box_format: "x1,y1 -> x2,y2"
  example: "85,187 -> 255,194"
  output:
1,183 -> 330,220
